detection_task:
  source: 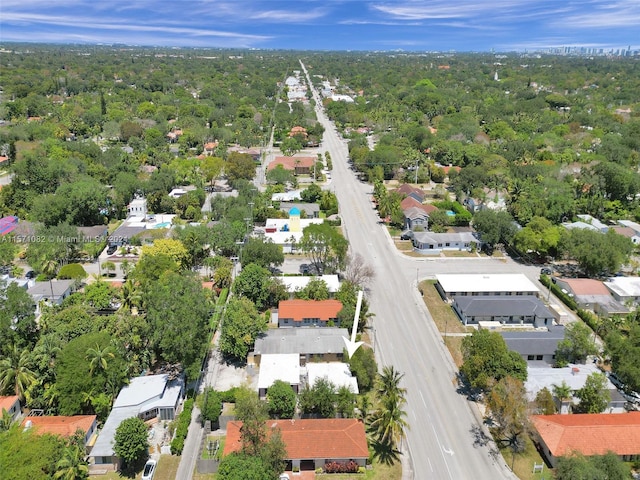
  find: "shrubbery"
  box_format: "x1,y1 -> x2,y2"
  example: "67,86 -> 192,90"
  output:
170,398 -> 194,455
324,460 -> 359,473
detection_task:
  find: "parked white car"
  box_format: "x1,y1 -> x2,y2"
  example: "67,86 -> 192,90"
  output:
142,459 -> 156,480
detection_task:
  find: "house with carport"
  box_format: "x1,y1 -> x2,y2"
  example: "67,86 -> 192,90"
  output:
531,412 -> 640,467
552,277 -> 628,315
224,418 -> 369,472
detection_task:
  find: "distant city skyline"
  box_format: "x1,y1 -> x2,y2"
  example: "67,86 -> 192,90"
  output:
1,0 -> 638,53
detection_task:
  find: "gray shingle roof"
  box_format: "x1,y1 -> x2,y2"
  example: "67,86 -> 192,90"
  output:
454,296 -> 554,318
501,326 -> 565,356
253,328 -> 349,356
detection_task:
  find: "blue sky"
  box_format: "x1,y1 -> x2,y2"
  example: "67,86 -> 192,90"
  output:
1,0 -> 638,52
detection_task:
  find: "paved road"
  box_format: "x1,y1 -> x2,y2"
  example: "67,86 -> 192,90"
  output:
300,61 -> 518,480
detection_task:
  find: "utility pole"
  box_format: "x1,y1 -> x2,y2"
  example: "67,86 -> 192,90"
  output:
415,158 -> 419,184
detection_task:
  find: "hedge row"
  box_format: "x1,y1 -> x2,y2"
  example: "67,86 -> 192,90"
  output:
170,398 -> 194,455
539,275 -> 578,311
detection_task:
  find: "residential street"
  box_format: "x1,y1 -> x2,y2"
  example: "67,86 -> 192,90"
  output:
301,61 -> 520,480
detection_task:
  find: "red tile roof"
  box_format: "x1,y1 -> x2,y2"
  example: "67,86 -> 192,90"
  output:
395,184 -> 425,197
278,299 -> 343,322
400,196 -> 438,215
532,412 -> 640,458
21,415 -> 97,438
267,156 -> 316,172
0,395 -> 19,412
0,156 -> 9,164
224,419 -> 368,460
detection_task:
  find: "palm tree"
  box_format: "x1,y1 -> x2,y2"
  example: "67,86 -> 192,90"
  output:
368,395 -> 409,446
552,381 -> 573,413
376,366 -> 407,404
54,444 -> 89,480
42,258 -> 59,278
119,279 -> 142,313
85,344 -> 114,376
0,344 -> 37,400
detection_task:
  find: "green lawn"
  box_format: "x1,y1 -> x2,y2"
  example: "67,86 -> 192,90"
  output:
498,436 -> 550,480
89,455 -> 180,480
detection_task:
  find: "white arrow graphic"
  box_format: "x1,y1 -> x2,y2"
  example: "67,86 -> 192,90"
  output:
343,290 -> 364,359
442,446 -> 454,456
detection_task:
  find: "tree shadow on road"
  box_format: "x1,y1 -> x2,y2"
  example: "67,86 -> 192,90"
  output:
470,424 -> 500,462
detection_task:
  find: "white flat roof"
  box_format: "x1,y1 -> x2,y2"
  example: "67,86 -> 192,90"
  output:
436,274 -> 540,294
126,214 -> 176,229
307,362 -> 359,395
113,375 -> 168,408
264,218 -> 323,229
604,277 -> 640,298
525,363 -> 614,401
257,354 -> 300,390
273,275 -> 340,293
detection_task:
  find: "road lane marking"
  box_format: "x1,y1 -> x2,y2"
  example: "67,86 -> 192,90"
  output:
419,391 -> 427,408
428,457 -> 433,472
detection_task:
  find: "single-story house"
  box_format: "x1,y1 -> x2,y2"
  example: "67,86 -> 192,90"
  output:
576,214 -> 609,233
525,363 -> 621,413
553,278 -> 628,315
272,275 -> 340,299
279,203 -> 320,218
394,184 -> 426,203
603,277 -> 640,306
306,362 -> 359,395
412,232 -> 477,254
251,327 -> 349,366
611,225 -> 640,244
224,419 -> 369,471
0,395 -> 21,421
77,225 -> 108,243
257,354 -> 301,399
257,214 -> 323,253
531,412 -> 640,467
90,374 -> 184,469
272,190 -> 302,202
617,219 -> 640,236
108,214 -> 177,247
22,414 -> 97,452
268,156 -> 316,175
453,296 -> 555,328
276,299 -> 343,328
501,326 -> 565,364
227,145 -> 261,162
399,196 -> 438,216
436,273 -> 540,300
28,279 -> 76,313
